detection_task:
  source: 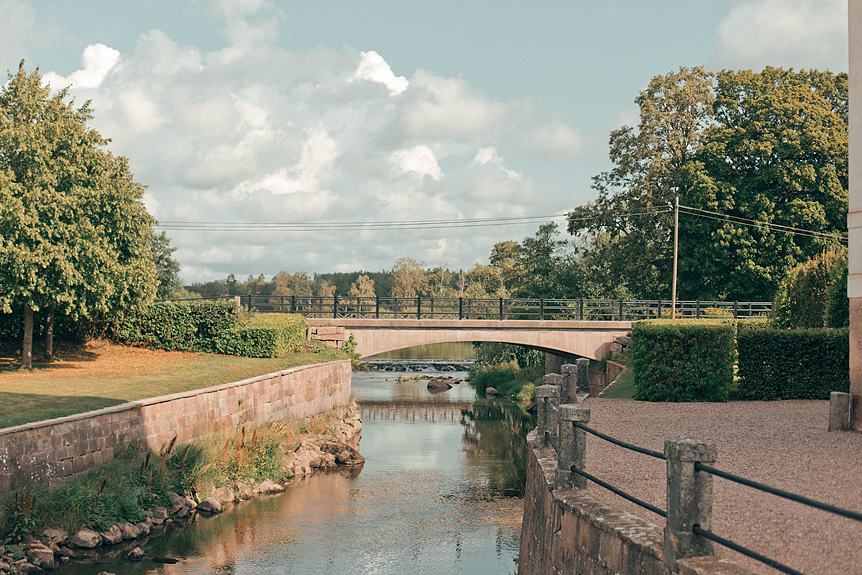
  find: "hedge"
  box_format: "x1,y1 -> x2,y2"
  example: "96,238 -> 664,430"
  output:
632,319 -> 736,402
118,300 -> 240,352
736,325 -> 849,400
213,313 -> 306,358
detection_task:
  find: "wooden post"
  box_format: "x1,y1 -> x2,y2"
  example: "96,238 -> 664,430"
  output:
333,295 -> 338,319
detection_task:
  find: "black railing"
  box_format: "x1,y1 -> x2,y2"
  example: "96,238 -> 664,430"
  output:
558,419 -> 862,575
203,295 -> 773,321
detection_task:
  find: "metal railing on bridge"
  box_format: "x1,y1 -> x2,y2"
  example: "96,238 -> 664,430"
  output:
232,295 -> 771,321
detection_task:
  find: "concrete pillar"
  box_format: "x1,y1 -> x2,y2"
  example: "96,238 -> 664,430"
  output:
576,358 -> 590,395
536,384 -> 560,449
664,437 -> 717,569
543,373 -> 564,401
561,363 -> 578,403
850,0 -> 862,431
555,404 -> 590,490
829,392 -> 852,431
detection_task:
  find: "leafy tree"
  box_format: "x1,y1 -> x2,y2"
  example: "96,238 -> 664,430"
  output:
390,257 -> 428,298
774,248 -> 845,329
824,251 -> 849,328
315,278 -> 336,297
271,272 -> 313,297
567,67 -> 715,299
149,231 -> 181,299
0,63 -> 157,367
347,274 -> 375,297
489,240 -> 522,296
680,68 -> 848,301
516,222 -> 583,299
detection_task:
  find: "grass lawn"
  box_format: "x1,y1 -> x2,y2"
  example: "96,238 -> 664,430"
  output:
0,339 -> 349,429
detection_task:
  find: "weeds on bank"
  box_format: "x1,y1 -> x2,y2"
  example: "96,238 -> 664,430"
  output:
0,409 -> 344,543
468,362 -> 543,404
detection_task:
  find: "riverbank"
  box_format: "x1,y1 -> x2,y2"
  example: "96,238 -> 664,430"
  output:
0,401 -> 363,574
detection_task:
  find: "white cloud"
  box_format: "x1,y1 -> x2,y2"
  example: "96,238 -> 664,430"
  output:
711,0 -> 848,70
473,147 -> 522,180
354,50 -> 409,95
46,21 -> 580,282
389,145 -> 442,180
519,121 -> 585,161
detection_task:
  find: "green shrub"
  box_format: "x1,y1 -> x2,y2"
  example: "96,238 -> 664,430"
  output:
632,319 -> 736,402
118,300 -> 239,352
736,325 -> 849,400
824,253 -> 849,328
774,248 -> 845,329
468,362 -> 542,401
214,313 -> 306,358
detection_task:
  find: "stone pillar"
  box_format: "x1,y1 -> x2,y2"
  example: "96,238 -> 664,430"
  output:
850,0 -> 862,431
664,437 -> 717,569
829,392 -> 852,431
543,373 -> 564,402
536,384 -> 560,449
555,404 -> 590,490
561,363 -> 578,403
576,358 -> 590,395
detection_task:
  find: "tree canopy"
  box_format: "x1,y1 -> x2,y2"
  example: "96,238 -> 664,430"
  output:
568,66 -> 848,302
0,63 -> 157,366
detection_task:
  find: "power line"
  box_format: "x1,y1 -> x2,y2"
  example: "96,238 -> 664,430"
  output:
679,204 -> 848,243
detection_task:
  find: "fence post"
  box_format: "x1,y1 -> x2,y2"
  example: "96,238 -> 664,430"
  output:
696,301 -> 701,318
618,299 -> 624,321
540,298 -> 545,320
417,297 -> 421,320
658,300 -> 663,319
561,364 -> 578,402
543,373 -> 563,400
499,297 -> 503,320
576,358 -> 590,395
459,297 -> 463,320
333,295 -> 338,319
536,384 -> 560,449
733,301 -> 738,319
555,405 -> 590,490
578,298 -> 583,321
291,295 -> 296,314
664,437 -> 716,569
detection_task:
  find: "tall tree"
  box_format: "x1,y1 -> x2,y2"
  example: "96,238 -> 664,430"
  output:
679,68 -> 848,301
347,274 -> 375,297
390,257 -> 428,298
0,63 -> 157,367
149,231 -> 181,299
567,67 -> 715,299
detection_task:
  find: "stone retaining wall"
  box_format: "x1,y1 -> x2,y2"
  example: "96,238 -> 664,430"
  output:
0,360 -> 352,493
518,429 -> 755,575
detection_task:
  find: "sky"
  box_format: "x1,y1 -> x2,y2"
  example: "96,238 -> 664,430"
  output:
0,0 -> 850,283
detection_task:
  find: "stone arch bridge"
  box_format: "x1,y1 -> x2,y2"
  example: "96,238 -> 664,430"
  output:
305,318 -> 633,362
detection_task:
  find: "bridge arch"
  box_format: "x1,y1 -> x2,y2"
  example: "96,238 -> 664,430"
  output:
306,318 -> 632,361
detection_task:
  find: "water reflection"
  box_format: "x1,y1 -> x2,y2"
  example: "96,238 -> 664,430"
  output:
58,371 -> 526,575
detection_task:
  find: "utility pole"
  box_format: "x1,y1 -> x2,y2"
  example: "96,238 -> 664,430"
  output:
671,195 -> 679,319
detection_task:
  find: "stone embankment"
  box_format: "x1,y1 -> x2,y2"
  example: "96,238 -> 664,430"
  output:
2,402 -> 363,575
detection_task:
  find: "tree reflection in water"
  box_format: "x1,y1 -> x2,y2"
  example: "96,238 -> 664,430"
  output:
461,399 -> 535,497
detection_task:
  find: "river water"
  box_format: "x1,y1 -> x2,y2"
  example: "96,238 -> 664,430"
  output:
62,366 -> 531,575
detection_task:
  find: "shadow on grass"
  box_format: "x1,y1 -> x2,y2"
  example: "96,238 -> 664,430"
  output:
0,342 -> 100,372
0,391 -> 127,429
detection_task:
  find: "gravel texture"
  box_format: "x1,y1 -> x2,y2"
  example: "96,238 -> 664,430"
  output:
579,398 -> 862,575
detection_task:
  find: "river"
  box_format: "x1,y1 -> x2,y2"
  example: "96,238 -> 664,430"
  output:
61,364 -> 531,575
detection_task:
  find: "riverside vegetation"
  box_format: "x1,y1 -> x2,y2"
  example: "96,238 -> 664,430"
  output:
0,403 -> 363,572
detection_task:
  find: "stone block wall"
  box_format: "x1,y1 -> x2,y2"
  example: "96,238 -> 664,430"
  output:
0,359 -> 351,493
518,429 -> 755,575
308,325 -> 346,348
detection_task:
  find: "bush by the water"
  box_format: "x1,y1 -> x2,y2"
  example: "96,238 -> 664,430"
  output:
736,325 -> 849,400
213,313 -> 306,358
632,319 -> 736,402
468,362 -> 541,403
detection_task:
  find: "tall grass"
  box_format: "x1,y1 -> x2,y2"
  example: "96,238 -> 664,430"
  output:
468,361 -> 542,403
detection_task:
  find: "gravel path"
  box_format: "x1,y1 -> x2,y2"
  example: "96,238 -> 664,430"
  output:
579,398 -> 862,575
